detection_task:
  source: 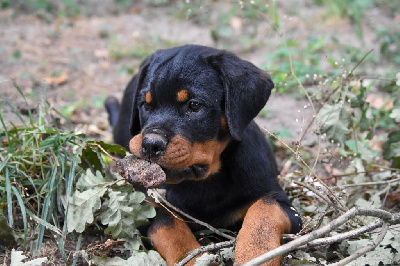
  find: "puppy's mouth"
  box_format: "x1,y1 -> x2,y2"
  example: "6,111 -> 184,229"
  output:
129,133 -> 228,183
143,156 -> 209,182
162,164 -> 208,184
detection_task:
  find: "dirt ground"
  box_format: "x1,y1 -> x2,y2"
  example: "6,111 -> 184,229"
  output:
2,1 -> 396,146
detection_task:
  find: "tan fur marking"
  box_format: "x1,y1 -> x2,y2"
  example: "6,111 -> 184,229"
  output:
129,134 -> 228,181
160,136 -> 228,178
150,216 -> 201,265
129,134 -> 143,157
221,116 -> 228,132
177,90 -> 189,102
235,200 -> 291,265
145,91 -> 152,104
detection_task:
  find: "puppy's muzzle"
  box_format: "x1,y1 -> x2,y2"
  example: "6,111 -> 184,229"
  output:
141,133 -> 168,160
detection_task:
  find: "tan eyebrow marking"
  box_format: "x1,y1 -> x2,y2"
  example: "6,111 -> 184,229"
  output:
177,89 -> 189,102
221,116 -> 228,132
145,91 -> 152,104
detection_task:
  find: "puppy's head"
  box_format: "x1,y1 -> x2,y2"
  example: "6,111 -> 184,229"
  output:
128,45 -> 274,183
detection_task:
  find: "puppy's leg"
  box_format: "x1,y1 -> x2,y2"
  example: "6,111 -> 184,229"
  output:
235,198 -> 291,265
148,207 -> 201,265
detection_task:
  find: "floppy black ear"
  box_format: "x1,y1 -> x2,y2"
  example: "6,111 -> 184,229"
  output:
129,57 -> 151,136
208,51 -> 274,141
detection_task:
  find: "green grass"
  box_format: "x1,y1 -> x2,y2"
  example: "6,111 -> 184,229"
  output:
0,83 -> 153,263
0,83 -> 84,256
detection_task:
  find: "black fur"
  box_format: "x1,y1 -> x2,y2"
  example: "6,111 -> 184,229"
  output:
105,45 -> 302,235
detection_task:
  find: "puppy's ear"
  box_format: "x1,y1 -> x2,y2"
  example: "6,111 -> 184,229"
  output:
129,57 -> 151,136
208,51 -> 274,141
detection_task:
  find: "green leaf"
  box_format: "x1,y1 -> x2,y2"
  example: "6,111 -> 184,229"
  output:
100,191 -> 155,239
12,50 -> 21,59
382,131 -> 400,160
317,103 -> 351,143
126,250 -> 166,266
123,233 -> 144,251
67,187 -> 106,233
359,108 -> 374,132
290,250 -> 318,265
76,169 -> 113,191
79,145 -> 107,173
389,108 -> 400,123
347,233 -> 400,265
10,249 -> 48,266
59,101 -> 79,119
92,141 -> 127,157
381,230 -> 400,252
87,250 -> 166,266
276,126 -> 293,139
345,139 -> 374,162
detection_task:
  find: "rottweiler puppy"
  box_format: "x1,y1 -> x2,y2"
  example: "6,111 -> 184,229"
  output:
105,45 -> 302,265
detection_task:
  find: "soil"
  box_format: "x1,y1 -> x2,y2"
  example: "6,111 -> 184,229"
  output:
2,1 -> 396,145
0,3 -> 214,141
0,1 -> 398,264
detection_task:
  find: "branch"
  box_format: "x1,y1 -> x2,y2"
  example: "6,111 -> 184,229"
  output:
175,239 -> 235,266
264,128 -> 347,212
293,180 -> 332,205
242,208 -> 400,266
320,169 -> 389,180
306,219 -> 383,247
339,177 -> 400,188
330,222 -> 389,266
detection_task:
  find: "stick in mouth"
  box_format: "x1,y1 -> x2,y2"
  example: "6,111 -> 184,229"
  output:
115,155 -> 166,188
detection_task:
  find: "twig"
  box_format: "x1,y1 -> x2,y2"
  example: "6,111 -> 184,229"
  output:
264,128 -> 347,212
298,49 -> 374,150
330,222 -> 389,266
88,142 -> 120,161
282,31 -> 320,169
242,208 -> 399,266
372,164 -> 400,172
339,178 -> 400,188
306,220 -> 383,247
175,239 -> 235,266
152,190 -> 235,241
293,180 -> 332,205
320,169 -> 388,180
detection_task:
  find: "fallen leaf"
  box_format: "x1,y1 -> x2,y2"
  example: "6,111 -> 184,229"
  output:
45,72 -> 67,85
94,49 -> 109,58
366,94 -> 393,110
230,16 -> 243,32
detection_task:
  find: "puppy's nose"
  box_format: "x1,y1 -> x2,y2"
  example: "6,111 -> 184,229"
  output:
141,133 -> 167,159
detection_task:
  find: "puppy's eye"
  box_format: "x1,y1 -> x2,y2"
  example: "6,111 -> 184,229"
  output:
188,100 -> 203,112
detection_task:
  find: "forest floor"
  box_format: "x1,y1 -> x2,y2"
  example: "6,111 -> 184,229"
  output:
1,1 -> 399,265
1,1 -> 396,145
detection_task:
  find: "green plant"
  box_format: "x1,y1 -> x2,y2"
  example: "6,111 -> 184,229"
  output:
178,0 -> 276,50
377,25 -> 400,65
262,39 -> 400,264
262,36 -> 331,93
0,83 -> 159,264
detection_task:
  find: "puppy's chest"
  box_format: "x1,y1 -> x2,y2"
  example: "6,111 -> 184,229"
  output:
163,177 -> 246,225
